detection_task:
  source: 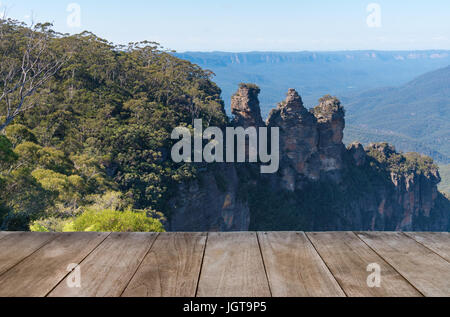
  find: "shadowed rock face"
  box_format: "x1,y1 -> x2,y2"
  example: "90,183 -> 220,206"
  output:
313,96 -> 346,181
266,89 -> 348,190
169,163 -> 250,232
267,89 -> 320,190
347,142 -> 367,167
363,143 -> 443,231
168,84 -> 450,232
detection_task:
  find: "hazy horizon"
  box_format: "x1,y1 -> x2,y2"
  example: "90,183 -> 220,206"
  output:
1,0 -> 449,51
175,49 -> 450,53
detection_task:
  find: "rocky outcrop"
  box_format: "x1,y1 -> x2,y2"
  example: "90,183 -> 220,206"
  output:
168,84 -> 450,232
313,96 -> 346,181
267,89 -> 320,190
231,84 -> 264,128
266,89 -> 347,190
363,143 -> 443,231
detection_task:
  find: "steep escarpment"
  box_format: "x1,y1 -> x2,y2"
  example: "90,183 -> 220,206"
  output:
359,144 -> 447,231
169,84 -> 450,232
168,163 -> 250,232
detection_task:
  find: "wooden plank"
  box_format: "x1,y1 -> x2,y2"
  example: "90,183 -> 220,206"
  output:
404,232 -> 450,262
307,232 -> 421,297
0,232 -> 109,297
357,232 -> 450,297
0,232 -> 56,276
0,231 -> 12,241
122,233 -> 207,297
48,232 -> 158,297
258,232 -> 345,297
197,232 -> 271,297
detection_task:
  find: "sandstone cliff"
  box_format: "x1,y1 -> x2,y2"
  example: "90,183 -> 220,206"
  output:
168,163 -> 250,232
168,85 -> 450,232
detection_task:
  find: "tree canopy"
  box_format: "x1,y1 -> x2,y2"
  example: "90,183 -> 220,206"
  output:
0,19 -> 227,231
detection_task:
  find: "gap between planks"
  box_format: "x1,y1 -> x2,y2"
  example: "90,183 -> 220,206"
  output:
306,232 -> 422,297
403,232 -> 450,263
0,233 -> 110,297
0,232 -> 59,278
258,232 -> 346,297
44,232 -> 113,297
356,232 -> 450,297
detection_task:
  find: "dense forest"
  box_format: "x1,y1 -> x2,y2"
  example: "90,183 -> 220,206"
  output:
0,19 -> 226,231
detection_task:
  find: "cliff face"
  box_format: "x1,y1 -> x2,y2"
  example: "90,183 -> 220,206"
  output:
314,96 -> 346,182
168,163 -> 250,232
357,143 -> 446,231
168,85 -> 450,232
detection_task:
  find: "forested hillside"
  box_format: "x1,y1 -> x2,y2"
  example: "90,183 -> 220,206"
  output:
0,19 -> 226,231
343,66 -> 450,164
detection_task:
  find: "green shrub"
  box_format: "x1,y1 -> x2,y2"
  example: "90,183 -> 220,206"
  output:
236,83 -> 260,94
5,124 -> 38,147
30,217 -> 73,232
0,135 -> 18,170
68,208 -> 165,232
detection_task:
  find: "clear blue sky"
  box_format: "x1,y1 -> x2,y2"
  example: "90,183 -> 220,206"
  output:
1,0 -> 449,51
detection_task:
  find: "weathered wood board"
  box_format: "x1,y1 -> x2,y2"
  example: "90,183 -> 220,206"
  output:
197,232 -> 271,297
48,233 -> 157,297
0,232 -> 109,297
122,232 -> 207,297
405,232 -> 450,262
357,232 -> 450,297
0,232 -> 448,298
258,232 -> 345,297
0,232 -> 56,276
307,232 -> 421,297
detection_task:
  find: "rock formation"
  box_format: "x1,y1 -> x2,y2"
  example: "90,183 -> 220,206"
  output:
168,84 -> 450,232
313,95 -> 346,181
231,84 -> 264,128
267,89 -> 320,190
266,89 -> 347,190
363,143 -> 443,231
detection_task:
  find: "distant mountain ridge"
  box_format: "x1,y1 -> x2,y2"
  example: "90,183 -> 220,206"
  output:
343,65 -> 450,164
175,51 -> 450,66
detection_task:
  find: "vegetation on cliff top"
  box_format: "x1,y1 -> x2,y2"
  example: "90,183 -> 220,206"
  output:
366,143 -> 438,176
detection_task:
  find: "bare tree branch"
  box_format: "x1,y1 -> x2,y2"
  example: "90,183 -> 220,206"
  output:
0,18 -> 67,132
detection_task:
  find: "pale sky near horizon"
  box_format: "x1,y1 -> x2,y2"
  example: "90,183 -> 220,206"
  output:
1,0 -> 449,52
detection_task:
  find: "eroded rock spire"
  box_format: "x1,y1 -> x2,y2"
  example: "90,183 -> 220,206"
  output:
231,83 -> 264,128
